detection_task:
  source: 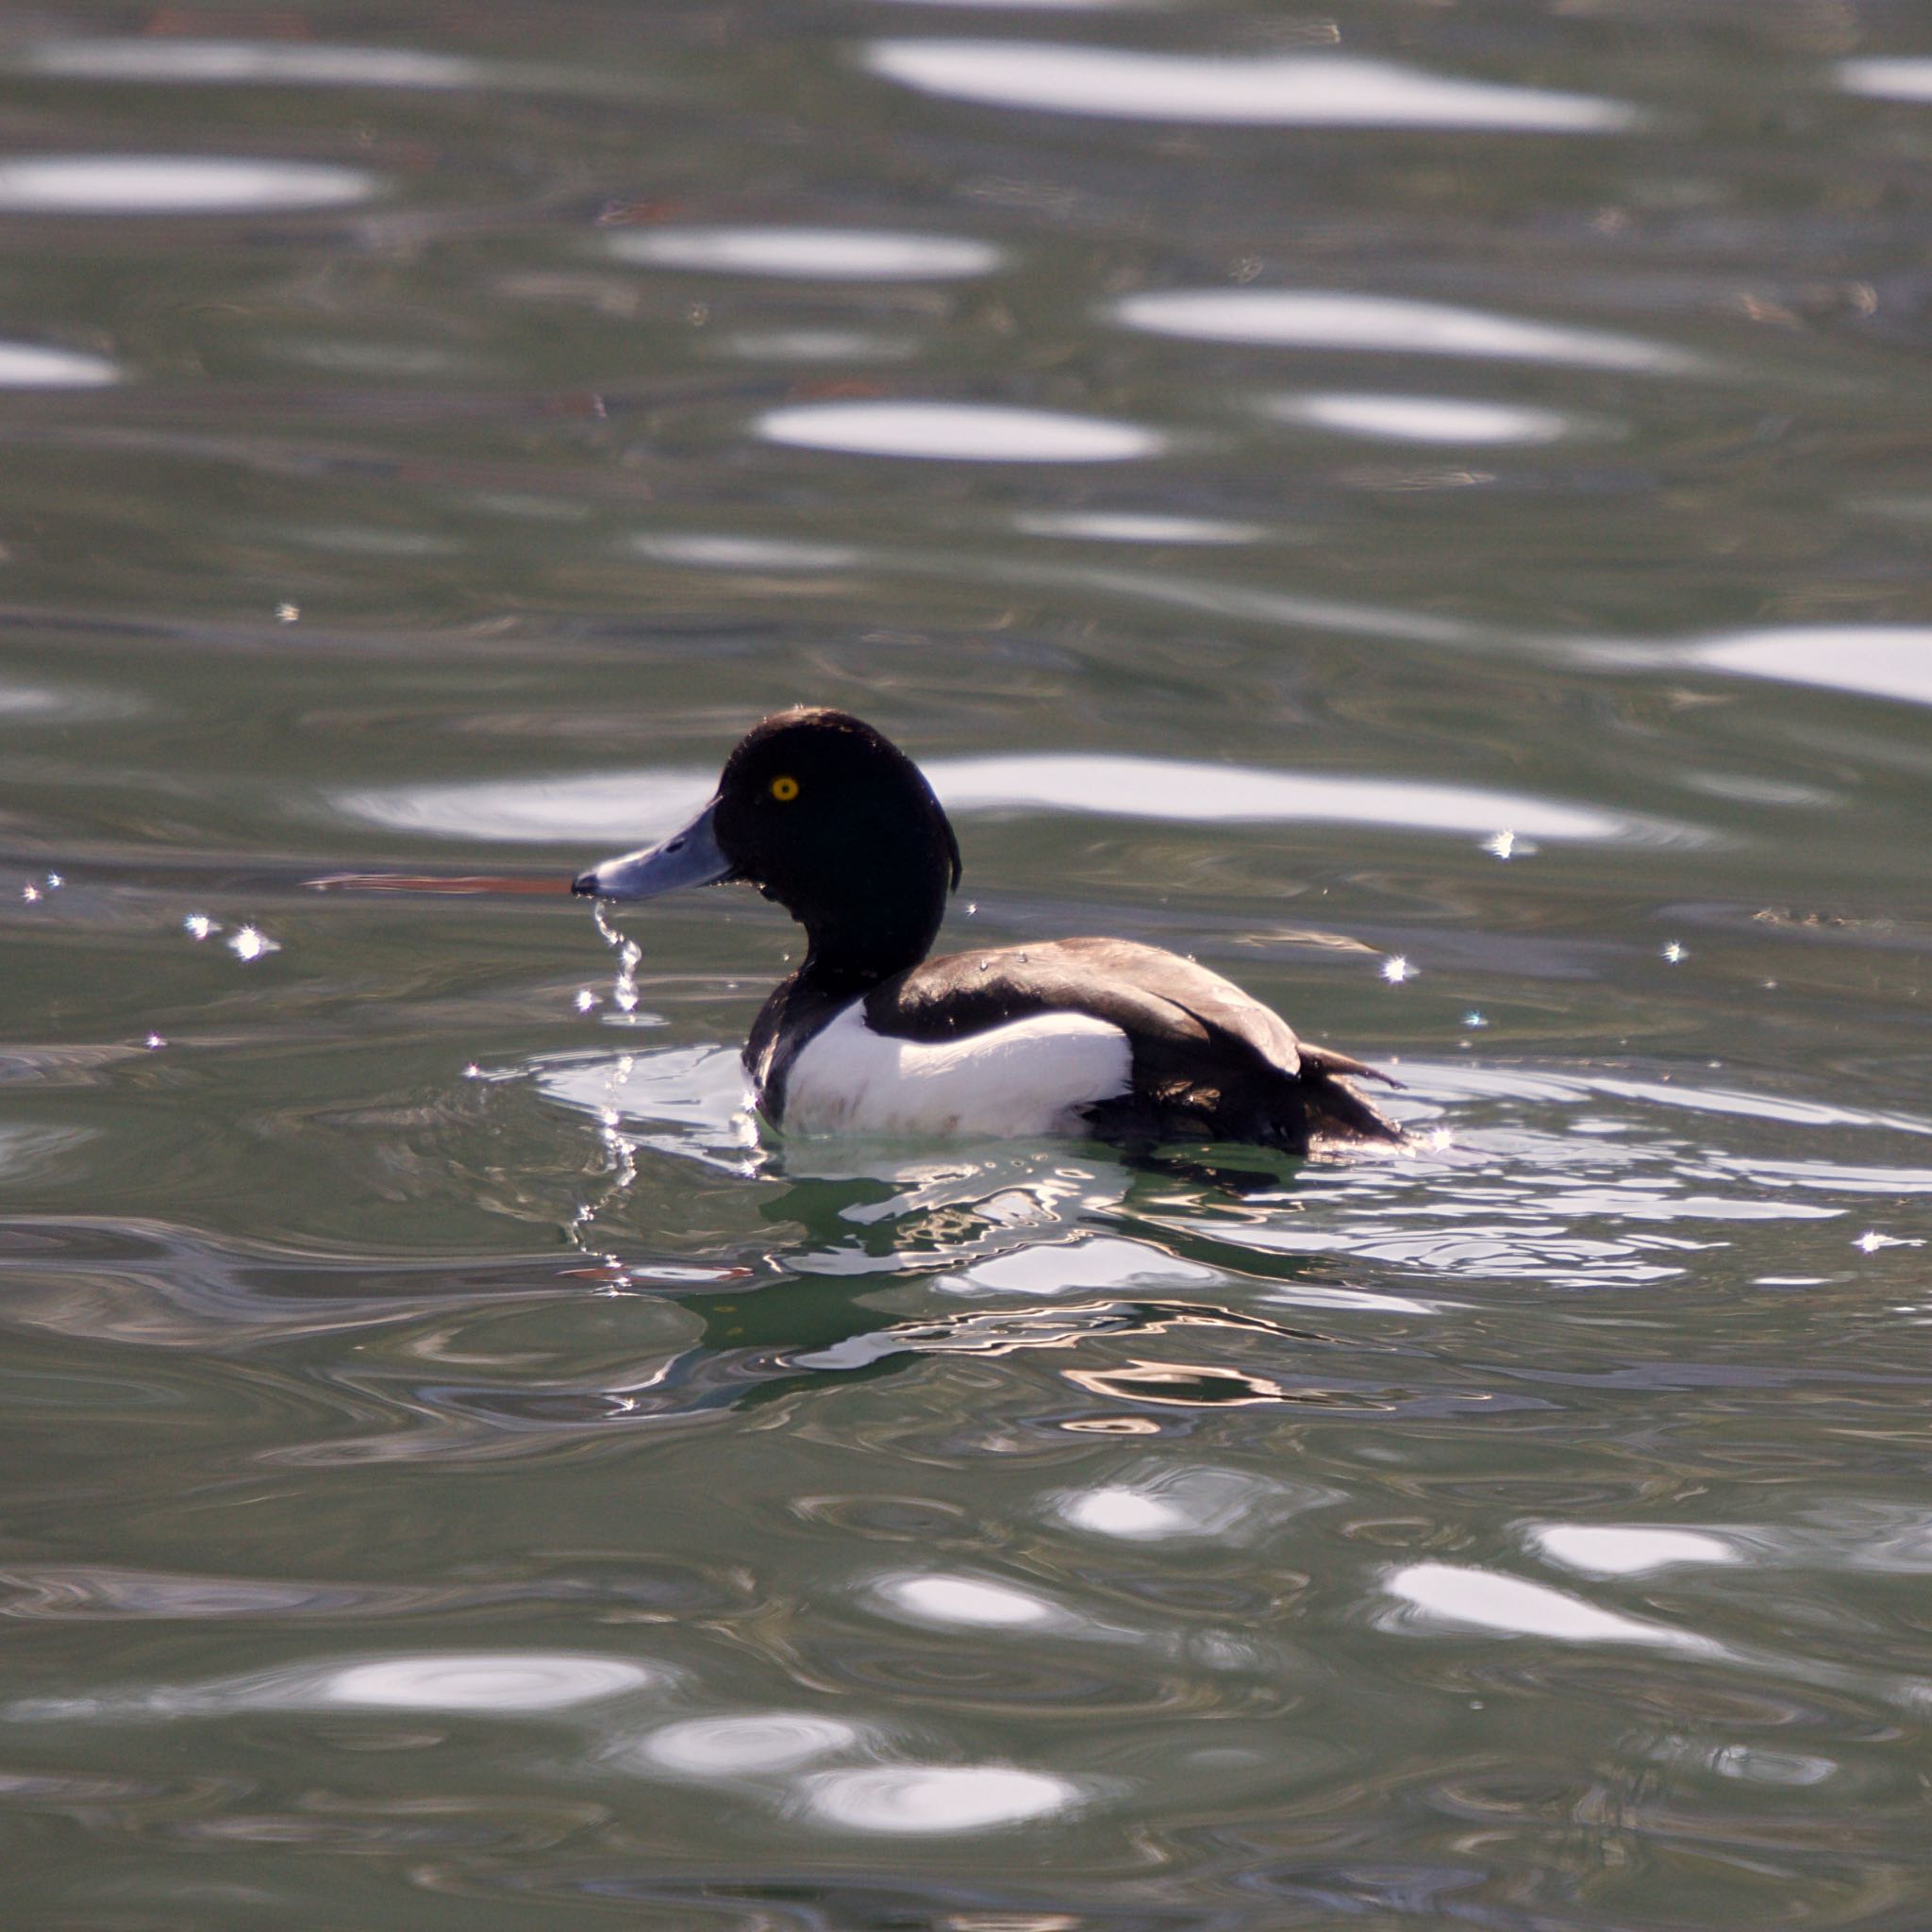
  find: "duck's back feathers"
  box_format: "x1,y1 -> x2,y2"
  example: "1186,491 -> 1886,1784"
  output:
849,937 -> 1401,1152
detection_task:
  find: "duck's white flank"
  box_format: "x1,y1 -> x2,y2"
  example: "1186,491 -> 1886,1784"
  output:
782,1000 -> 1132,1138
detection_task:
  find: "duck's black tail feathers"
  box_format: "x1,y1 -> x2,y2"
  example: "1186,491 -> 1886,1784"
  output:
1300,1044 -> 1407,1145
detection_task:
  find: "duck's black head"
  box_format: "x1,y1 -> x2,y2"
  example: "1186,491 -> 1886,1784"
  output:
572,708 -> 962,986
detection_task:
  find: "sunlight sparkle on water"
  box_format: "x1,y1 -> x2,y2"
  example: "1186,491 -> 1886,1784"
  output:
1381,955 -> 1414,983
1484,830 -> 1516,859
1662,941 -> 1687,963
225,925 -> 280,962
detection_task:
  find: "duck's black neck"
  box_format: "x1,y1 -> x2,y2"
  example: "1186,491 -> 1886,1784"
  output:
793,892 -> 942,996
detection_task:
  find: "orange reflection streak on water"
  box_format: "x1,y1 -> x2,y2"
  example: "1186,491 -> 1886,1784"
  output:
302,872 -> 568,894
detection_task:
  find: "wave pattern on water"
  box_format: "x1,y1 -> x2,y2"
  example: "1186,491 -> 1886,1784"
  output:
4,0 -> 1932,1924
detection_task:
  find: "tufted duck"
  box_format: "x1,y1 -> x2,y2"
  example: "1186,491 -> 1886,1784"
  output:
572,708 -> 1402,1150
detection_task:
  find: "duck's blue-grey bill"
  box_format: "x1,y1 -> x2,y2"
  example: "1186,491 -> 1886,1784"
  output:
571,798 -> 734,900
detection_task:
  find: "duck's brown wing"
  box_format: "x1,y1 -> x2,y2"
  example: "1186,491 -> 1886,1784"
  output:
865,936 -> 1402,1151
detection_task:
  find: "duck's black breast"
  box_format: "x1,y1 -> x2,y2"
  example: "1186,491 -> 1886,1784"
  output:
858,937 -> 1400,1151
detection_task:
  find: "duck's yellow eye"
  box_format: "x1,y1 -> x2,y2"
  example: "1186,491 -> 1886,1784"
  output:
769,774 -> 800,803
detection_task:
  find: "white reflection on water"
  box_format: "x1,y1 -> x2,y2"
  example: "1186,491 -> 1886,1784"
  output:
0,681 -> 66,718
940,756 -> 1633,839
1689,625 -> 1932,708
0,341 -> 119,388
0,156 -> 376,213
1053,1464 -> 1307,1542
629,533 -> 862,571
1420,1062 -> 1932,1137
27,38 -> 484,89
877,0 -> 1137,10
0,1123 -> 94,1182
1013,509 -> 1261,543
536,1044 -> 757,1183
1586,1073 -> 1932,1137
1382,1563 -> 1722,1655
625,513 -> 1488,650
1268,391 -> 1577,446
1707,1154 -> 1932,1195
13,1652 -> 658,1720
864,42 -> 1637,130
610,225 -> 1000,280
281,339 -> 478,377
322,1655 -> 651,1708
718,327 -> 919,362
335,755 -> 1654,845
940,1231 -> 1217,1297
632,1712 -> 863,1775
1115,289 -> 1698,373
1839,58 -> 1932,102
870,1571 -> 1070,1629
799,1763 -> 1085,1832
1707,1746 -> 1838,1787
756,400 -> 1163,462
1526,1524 -> 1741,1577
